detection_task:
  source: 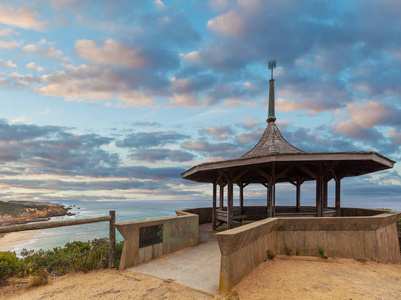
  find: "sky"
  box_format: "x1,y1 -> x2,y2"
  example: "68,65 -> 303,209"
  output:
0,0 -> 400,208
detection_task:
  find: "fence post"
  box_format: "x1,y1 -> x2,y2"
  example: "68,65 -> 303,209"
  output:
108,210 -> 116,269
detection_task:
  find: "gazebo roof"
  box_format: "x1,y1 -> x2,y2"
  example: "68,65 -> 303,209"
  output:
240,122 -> 305,159
181,151 -> 395,183
181,62 -> 395,184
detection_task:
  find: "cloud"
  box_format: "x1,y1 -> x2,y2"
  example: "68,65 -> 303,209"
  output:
235,128 -> 264,145
132,121 -> 161,127
0,39 -> 20,49
116,131 -> 190,148
199,125 -> 234,140
387,129 -> 401,147
153,0 -> 165,9
23,39 -> 66,60
0,4 -> 46,30
0,59 -> 16,68
345,100 -> 400,129
182,140 -> 247,159
26,62 -> 45,72
75,39 -> 150,69
182,51 -> 200,63
129,148 -> 195,162
33,64 -> 167,107
0,28 -> 13,36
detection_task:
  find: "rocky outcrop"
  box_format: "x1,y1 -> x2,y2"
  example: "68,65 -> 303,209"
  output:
0,201 -> 74,226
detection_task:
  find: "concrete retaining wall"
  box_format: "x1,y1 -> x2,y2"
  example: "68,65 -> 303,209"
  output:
115,214 -> 199,270
176,207 -> 212,224
217,210 -> 401,291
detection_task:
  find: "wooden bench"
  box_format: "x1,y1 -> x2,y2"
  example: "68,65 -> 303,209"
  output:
215,207 -> 247,229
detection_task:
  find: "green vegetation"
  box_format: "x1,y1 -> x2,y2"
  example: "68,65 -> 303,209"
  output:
318,247 -> 327,259
227,290 -> 240,300
0,238 -> 123,286
296,250 -> 300,256
266,250 -> 276,260
397,218 -> 401,233
284,245 -> 292,256
0,201 -> 45,217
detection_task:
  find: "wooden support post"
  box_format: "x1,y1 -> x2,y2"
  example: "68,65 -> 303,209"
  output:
316,176 -> 323,217
219,183 -> 224,208
212,182 -> 217,229
239,183 -> 244,214
335,178 -> 341,216
296,182 -> 301,212
323,177 -> 328,209
267,178 -> 273,218
272,183 -> 276,217
108,210 -> 116,269
227,179 -> 234,229
271,163 -> 276,217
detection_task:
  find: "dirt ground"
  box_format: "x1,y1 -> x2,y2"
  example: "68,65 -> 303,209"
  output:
1,255 -> 400,299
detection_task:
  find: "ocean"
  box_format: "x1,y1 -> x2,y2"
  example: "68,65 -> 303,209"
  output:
5,198 -> 401,255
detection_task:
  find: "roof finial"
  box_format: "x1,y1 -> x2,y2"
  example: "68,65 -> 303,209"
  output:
267,59 -> 277,123
268,59 -> 277,79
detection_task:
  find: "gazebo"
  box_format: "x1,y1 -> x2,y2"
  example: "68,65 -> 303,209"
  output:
181,61 -> 395,230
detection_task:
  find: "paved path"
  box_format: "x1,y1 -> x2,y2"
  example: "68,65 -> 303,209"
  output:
128,224 -> 221,294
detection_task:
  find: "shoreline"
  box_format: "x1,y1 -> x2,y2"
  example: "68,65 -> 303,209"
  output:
0,231 -> 41,252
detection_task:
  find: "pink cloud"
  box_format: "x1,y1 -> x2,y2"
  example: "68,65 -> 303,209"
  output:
0,4 -> 46,30
75,39 -> 149,68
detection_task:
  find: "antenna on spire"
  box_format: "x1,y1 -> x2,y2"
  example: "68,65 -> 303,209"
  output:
268,59 -> 277,79
267,59 -> 277,123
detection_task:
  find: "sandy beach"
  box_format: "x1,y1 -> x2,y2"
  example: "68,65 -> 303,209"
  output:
0,231 -> 41,252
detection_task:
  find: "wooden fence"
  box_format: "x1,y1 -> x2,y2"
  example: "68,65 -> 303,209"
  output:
0,211 -> 116,268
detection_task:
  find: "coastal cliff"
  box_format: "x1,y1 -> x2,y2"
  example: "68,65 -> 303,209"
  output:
0,201 -> 73,227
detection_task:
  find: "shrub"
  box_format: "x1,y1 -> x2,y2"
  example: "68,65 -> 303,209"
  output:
397,218 -> 401,233
266,250 -> 276,260
284,245 -> 292,256
0,252 -> 21,284
318,247 -> 327,259
21,238 -> 124,275
28,268 -> 49,288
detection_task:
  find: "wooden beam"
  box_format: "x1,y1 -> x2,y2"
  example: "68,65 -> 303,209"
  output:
258,180 -> 268,188
322,161 -> 339,177
233,168 -> 250,182
296,182 -> 301,212
215,172 -> 223,185
330,168 -> 338,182
255,168 -> 271,181
274,165 -> 294,183
297,164 -> 317,179
0,215 -> 111,234
219,170 -> 229,182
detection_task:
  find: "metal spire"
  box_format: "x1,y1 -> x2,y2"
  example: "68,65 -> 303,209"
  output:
267,59 -> 277,123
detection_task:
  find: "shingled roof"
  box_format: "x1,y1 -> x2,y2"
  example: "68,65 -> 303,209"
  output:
240,122 -> 305,159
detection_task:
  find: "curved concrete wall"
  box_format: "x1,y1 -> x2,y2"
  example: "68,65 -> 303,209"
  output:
176,207 -> 212,224
217,210 -> 401,291
116,214 -> 199,270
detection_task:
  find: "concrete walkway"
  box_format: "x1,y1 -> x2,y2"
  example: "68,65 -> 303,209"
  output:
128,224 -> 221,294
